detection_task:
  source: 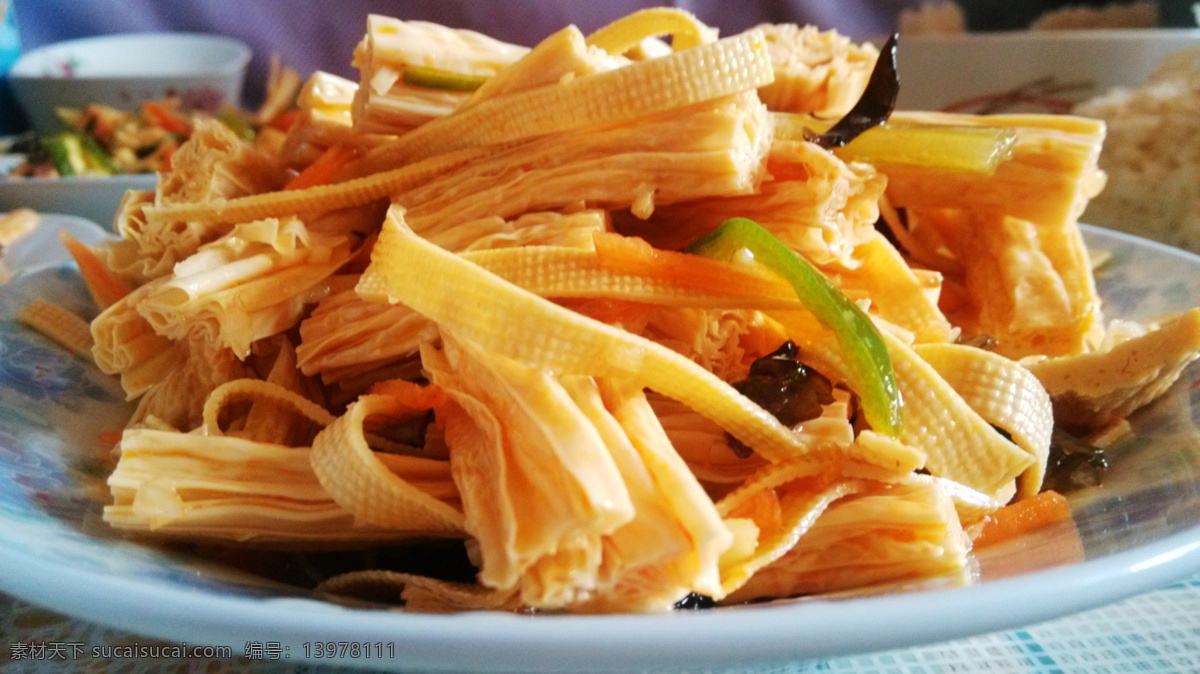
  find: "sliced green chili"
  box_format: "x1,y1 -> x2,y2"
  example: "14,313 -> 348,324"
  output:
402,65 -> 490,92
41,131 -> 116,177
77,133 -> 116,175
687,217 -> 901,436
218,110 -> 257,141
42,133 -> 85,177
774,114 -> 1018,176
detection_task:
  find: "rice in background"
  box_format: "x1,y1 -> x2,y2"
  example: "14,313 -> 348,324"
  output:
1074,47 -> 1200,253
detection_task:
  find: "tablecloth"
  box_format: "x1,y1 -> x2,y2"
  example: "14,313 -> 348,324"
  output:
3,575 -> 1198,673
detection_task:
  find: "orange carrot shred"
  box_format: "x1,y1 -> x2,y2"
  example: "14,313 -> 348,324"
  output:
556,297 -> 655,325
284,145 -> 357,191
160,141 -> 177,172
97,429 -> 124,451
270,109 -> 299,132
974,489 -> 1072,549
60,230 -> 133,310
591,231 -> 793,300
142,101 -> 191,136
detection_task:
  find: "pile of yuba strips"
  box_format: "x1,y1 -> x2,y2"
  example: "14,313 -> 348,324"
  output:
26,8 -> 1200,613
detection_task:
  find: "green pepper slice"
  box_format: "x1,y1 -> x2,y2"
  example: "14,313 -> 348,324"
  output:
41,131 -> 115,177
41,133 -> 85,177
402,65 -> 490,92
77,133 -> 116,175
218,109 -> 257,141
688,217 -> 901,436
773,113 -> 1017,176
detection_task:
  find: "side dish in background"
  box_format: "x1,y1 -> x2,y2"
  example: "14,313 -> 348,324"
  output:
5,97 -> 293,179
1073,47 -> 1200,252
14,8 -> 1200,615
0,57 -> 301,226
5,55 -> 302,178
6,98 -> 259,178
6,32 -> 252,135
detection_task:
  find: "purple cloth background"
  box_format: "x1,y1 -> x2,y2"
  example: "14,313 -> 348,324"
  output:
8,0 -> 1193,121
9,0 -> 920,109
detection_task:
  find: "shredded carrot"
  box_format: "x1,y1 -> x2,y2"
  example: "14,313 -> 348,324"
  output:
160,140 -> 178,172
555,297 -> 655,326
97,429 -> 124,451
60,231 -> 132,310
367,378 -> 447,412
974,489 -> 1072,549
270,109 -> 299,132
591,231 -> 794,301
284,145 -> 357,191
142,101 -> 192,136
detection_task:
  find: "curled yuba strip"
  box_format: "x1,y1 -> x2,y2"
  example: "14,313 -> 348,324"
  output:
584,7 -> 719,55
201,378 -> 336,437
716,456 -> 863,595
915,342 -> 1053,498
310,389 -> 465,533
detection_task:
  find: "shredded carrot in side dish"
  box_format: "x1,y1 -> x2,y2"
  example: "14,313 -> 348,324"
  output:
141,101 -> 192,136
62,7 -> 1199,614
973,490 -> 1073,549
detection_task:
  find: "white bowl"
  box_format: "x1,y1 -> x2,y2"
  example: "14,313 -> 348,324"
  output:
0,174 -> 157,228
8,32 -> 252,133
896,28 -> 1200,112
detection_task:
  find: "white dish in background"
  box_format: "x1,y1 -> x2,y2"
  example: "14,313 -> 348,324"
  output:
8,32 -> 252,134
896,28 -> 1200,112
0,221 -> 1197,672
0,173 -> 156,229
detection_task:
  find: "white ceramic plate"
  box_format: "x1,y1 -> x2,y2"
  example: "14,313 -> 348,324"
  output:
0,220 -> 1197,672
0,212 -> 114,275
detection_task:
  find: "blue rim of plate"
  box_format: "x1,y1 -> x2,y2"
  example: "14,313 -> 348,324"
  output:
0,223 -> 1197,672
